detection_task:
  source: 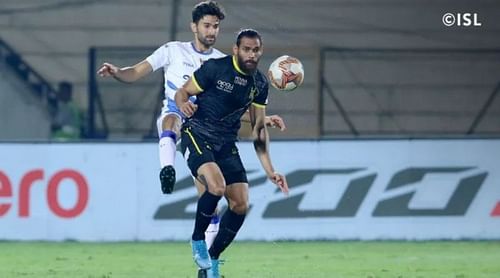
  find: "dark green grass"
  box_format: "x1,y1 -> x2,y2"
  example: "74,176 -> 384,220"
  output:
0,241 -> 499,277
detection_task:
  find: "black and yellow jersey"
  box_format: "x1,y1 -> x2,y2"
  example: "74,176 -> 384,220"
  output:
185,55 -> 269,143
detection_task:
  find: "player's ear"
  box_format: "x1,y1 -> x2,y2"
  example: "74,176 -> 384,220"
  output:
190,22 -> 197,34
232,45 -> 238,55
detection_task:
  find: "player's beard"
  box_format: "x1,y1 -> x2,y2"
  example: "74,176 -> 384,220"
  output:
237,54 -> 258,74
197,33 -> 216,49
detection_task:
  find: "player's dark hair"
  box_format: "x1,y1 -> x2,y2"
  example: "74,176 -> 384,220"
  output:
236,29 -> 262,47
192,1 -> 225,23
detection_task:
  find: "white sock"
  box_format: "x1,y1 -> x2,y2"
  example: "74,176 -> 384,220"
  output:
159,136 -> 176,168
205,214 -> 220,249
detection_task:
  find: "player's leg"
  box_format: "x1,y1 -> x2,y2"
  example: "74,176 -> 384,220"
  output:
205,211 -> 220,249
197,269 -> 208,278
157,109 -> 182,194
208,182 -> 248,278
190,162 -> 226,269
207,143 -> 249,278
195,178 -> 220,249
208,182 -> 248,260
181,128 -> 226,269
191,163 -> 225,241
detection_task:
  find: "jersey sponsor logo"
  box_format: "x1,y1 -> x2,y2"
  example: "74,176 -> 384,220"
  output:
234,76 -> 247,86
216,80 -> 234,93
183,61 -> 194,68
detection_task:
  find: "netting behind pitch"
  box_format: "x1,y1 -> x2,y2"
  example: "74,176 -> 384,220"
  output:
321,49 -> 500,136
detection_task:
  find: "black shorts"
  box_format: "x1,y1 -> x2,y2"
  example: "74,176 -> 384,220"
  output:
180,126 -> 248,185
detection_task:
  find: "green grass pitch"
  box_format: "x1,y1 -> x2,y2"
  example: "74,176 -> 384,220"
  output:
0,241 -> 499,277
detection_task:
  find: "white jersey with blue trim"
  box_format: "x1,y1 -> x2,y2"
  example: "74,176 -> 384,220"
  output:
146,41 -> 225,105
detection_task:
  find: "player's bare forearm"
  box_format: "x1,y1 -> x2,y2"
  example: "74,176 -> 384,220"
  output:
175,87 -> 190,107
175,78 -> 201,117
241,110 -> 251,123
113,67 -> 141,83
250,106 -> 274,176
253,127 -> 275,177
97,60 -> 152,83
175,86 -> 194,117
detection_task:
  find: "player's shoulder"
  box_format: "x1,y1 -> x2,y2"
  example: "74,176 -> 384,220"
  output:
214,54 -> 231,63
254,69 -> 269,86
211,47 -> 226,58
163,41 -> 186,50
203,55 -> 231,67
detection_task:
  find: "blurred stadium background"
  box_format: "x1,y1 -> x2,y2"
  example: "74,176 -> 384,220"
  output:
1,0 -> 500,277
2,0 -> 500,139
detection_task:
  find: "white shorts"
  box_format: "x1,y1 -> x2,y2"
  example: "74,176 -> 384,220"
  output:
156,98 -> 184,138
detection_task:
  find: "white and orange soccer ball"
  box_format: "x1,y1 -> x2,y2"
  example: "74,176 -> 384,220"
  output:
267,55 -> 304,91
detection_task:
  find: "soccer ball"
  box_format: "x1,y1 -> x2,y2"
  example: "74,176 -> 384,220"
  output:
267,55 -> 304,91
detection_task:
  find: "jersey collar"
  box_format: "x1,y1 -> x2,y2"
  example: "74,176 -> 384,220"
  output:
232,55 -> 248,75
190,42 -> 214,55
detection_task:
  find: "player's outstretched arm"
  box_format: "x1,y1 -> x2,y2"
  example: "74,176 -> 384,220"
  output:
97,60 -> 152,83
250,104 -> 289,195
175,77 -> 202,118
241,111 -> 287,131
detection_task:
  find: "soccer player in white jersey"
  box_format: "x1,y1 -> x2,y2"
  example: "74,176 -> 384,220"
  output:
97,0 -> 285,250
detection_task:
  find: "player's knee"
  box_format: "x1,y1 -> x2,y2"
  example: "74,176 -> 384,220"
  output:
230,201 -> 249,215
162,114 -> 181,134
207,182 -> 226,196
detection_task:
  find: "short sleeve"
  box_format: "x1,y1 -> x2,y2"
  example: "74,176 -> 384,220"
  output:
192,59 -> 217,91
146,44 -> 170,72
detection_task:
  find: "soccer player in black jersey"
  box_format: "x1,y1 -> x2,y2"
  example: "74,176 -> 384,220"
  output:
175,29 -> 289,278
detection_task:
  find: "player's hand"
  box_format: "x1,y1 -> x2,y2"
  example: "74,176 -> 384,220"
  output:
179,102 -> 198,118
269,172 -> 289,195
97,63 -> 119,77
265,115 -> 286,131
